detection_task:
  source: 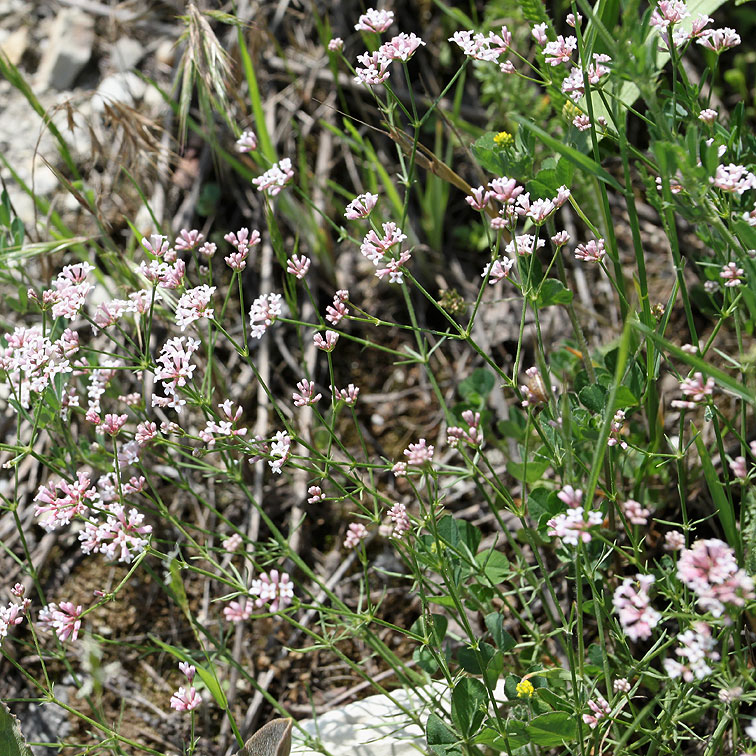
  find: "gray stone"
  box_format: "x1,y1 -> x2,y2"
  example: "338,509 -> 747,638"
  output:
36,9 -> 95,91
111,36 -> 145,72
91,71 -> 146,112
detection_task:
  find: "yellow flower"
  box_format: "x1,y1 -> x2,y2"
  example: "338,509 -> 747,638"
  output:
516,679 -> 535,698
493,131 -> 514,148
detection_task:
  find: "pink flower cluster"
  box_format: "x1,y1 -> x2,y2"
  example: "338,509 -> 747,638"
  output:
39,262 -> 95,319
252,158 -> 294,196
449,27 -> 513,72
353,19 -> 425,86
677,539 -> 754,617
34,471 -> 99,531
548,507 -> 603,546
0,592 -> 28,644
224,227 -> 261,271
447,410 -> 483,448
79,501 -> 152,564
249,293 -> 283,339
388,502 -> 411,538
199,401 -> 248,449
250,570 -> 294,612
152,336 -> 201,411
583,695 -> 611,729
612,574 -> 661,641
344,522 -> 368,549
404,438 -> 434,466
663,622 -> 720,681
0,325 -> 77,410
39,601 -> 83,642
670,372 -> 714,409
175,285 -> 215,331
359,223 -> 411,284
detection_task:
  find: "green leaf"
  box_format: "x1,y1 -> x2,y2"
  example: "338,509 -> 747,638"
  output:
452,678 -> 488,736
525,712 -> 577,747
168,558 -> 191,619
536,279 -> 573,308
694,426 -> 740,561
457,642 -> 496,675
475,549 -> 510,584
426,712 -> 458,747
470,133 -> 507,176
0,702 -> 33,756
507,458 -> 549,484
483,651 -> 504,690
579,384 -> 607,413
484,613 -> 516,651
511,115 -> 623,192
414,645 -> 439,673
459,369 -> 495,402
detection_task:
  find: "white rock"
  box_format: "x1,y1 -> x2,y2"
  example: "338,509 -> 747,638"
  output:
0,26 -> 28,66
91,72 -> 146,112
291,680 -> 508,756
36,9 -> 94,91
111,37 -> 144,72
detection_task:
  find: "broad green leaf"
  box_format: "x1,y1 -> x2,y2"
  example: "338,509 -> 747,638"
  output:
0,702 -> 33,756
475,549 -> 510,584
484,612 -> 516,652
457,642 -> 496,675
452,678 -> 487,736
579,384 -> 606,413
536,279 -> 573,308
506,459 -> 549,485
459,368 -> 495,402
426,712 -> 458,747
525,712 -> 577,746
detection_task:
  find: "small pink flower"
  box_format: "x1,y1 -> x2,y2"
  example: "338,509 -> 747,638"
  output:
379,32 -> 425,62
100,413 -> 129,436
575,238 -> 605,262
354,51 -> 392,85
328,37 -> 344,52
39,601 -> 83,642
622,499 -> 651,526
557,485 -> 583,509
223,600 -> 252,622
566,12 -> 582,27
531,23 -> 548,46
307,485 -> 325,503
548,507 -> 603,546
332,383 -> 360,405
720,262 -> 744,287
698,109 -> 717,125
250,570 -> 294,612
404,438 -> 434,466
170,686 -> 202,711
235,129 -> 258,152
178,661 -> 196,683
174,228 -> 204,251
354,8 -> 394,33
612,574 -> 660,641
697,27 -> 741,53
253,158 -> 294,196
543,35 -> 577,66
583,695 -> 611,729
551,231 -> 570,247
466,186 -> 492,211
293,379 -> 322,407
730,456 -> 748,480
664,530 -> 686,551
345,192 -> 378,219
314,330 -> 339,351
286,254 -> 311,279
573,114 -> 591,132
482,258 -> 515,285
249,293 -> 283,339
344,522 -> 368,549
388,502 -> 411,538
613,678 -> 631,693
